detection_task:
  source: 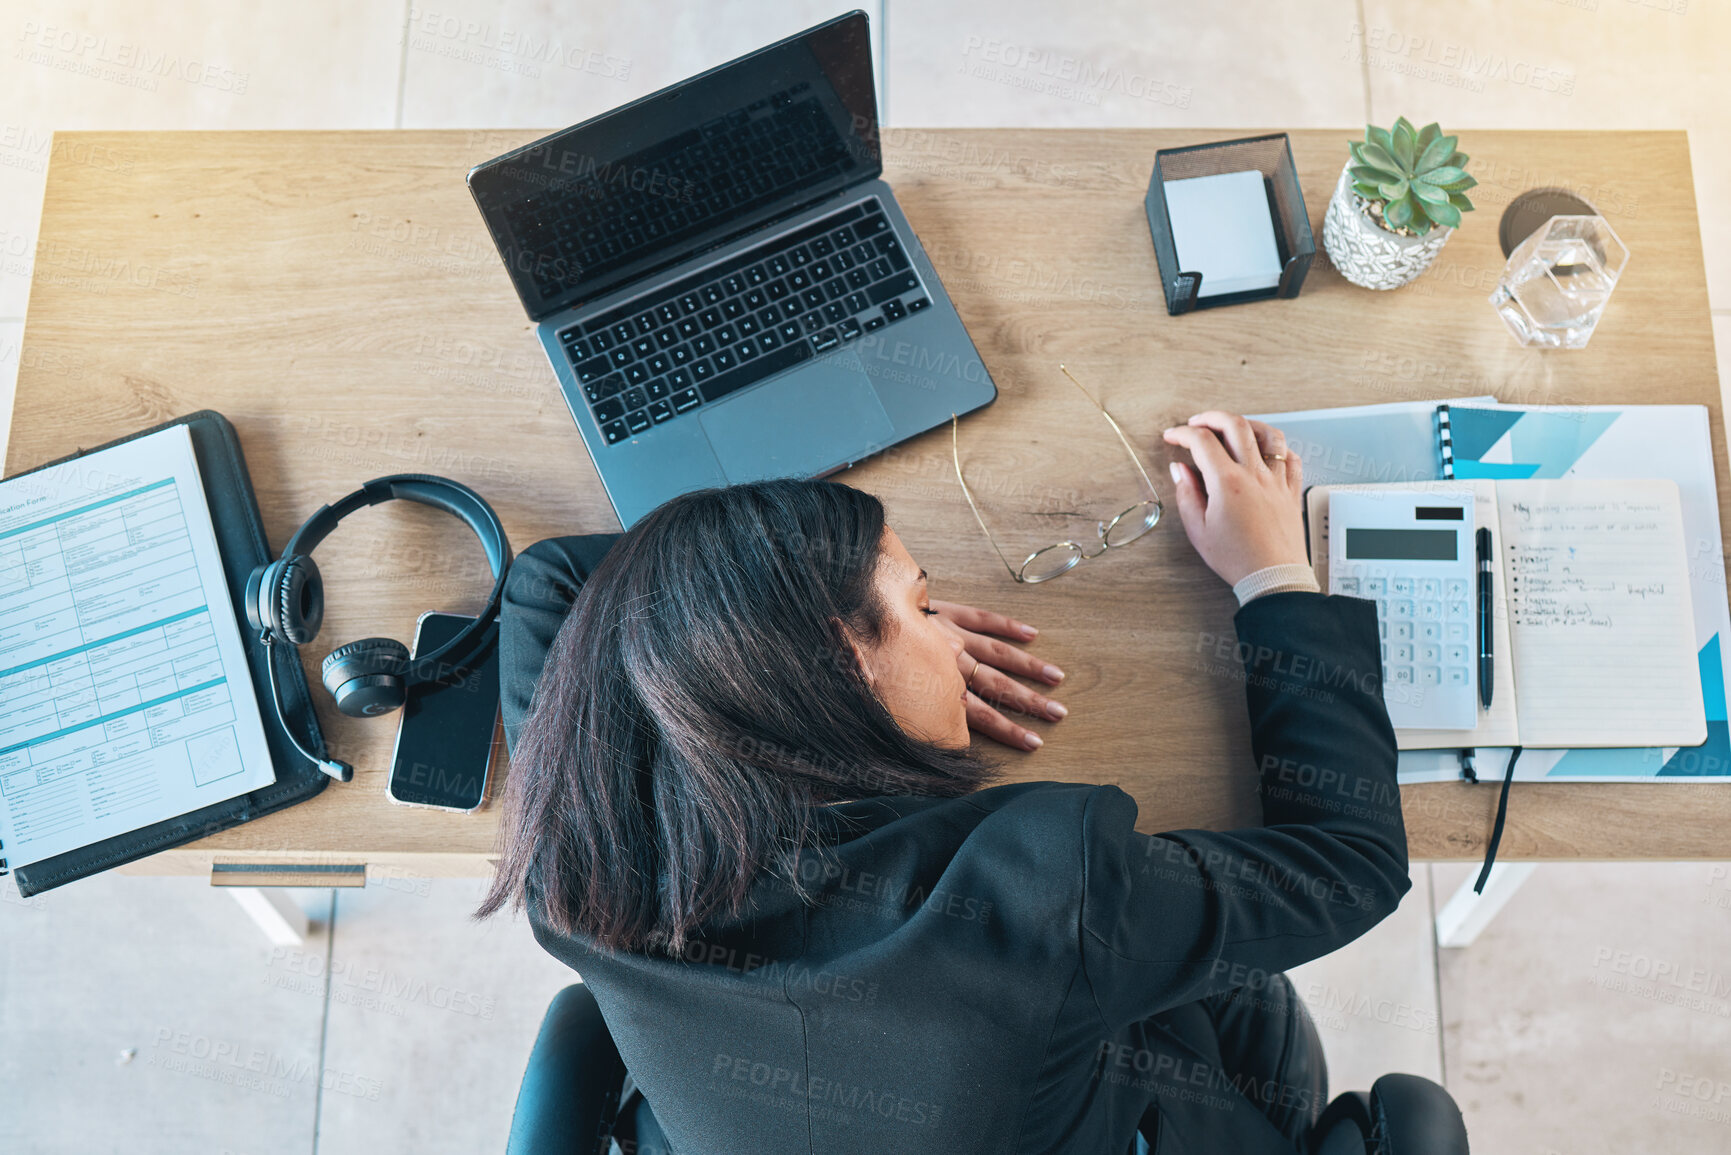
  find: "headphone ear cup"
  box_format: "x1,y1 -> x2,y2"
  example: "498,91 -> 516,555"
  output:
266,555 -> 325,645
244,563 -> 273,635
321,637 -> 411,718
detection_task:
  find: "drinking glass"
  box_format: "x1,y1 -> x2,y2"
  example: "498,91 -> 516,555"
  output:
1489,214 -> 1629,349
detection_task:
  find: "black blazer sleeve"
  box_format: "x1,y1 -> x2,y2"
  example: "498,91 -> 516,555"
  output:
1080,592 -> 1408,1029
499,534 -> 621,754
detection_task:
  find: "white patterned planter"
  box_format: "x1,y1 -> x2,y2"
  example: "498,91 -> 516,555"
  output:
1322,162 -> 1453,290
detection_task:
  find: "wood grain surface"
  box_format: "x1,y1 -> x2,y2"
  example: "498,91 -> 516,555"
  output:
8,127 -> 1726,872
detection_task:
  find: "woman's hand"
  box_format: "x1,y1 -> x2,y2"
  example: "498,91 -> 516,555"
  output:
1161,411 -> 1308,587
930,600 -> 1066,752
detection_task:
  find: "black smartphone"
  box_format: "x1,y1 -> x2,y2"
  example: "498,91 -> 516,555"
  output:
386,611 -> 501,813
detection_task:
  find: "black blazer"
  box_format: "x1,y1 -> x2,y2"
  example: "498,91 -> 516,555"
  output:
498,536 -> 1408,1155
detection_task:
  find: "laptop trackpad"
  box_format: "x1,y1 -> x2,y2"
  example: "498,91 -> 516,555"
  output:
698,350 -> 894,483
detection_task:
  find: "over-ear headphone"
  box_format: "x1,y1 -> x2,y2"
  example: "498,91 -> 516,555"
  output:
245,475 -> 511,782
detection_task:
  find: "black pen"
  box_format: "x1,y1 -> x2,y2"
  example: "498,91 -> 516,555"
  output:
1477,527 -> 1494,709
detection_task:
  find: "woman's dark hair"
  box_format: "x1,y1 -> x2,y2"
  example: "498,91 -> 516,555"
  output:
476,479 -> 996,953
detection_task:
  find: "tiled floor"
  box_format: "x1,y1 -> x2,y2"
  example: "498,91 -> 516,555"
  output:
0,875 -> 328,1155
309,878 -> 575,1154
885,0 -> 1367,129
1435,860 -> 1731,1155
396,0 -> 877,130
3,2 -> 1730,1152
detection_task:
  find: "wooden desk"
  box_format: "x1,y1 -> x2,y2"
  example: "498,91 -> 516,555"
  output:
8,128 -> 1727,878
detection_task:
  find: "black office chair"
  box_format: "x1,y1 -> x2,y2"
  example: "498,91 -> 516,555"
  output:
507,985 -> 672,1155
506,984 -> 1469,1155
1305,1075 -> 1471,1155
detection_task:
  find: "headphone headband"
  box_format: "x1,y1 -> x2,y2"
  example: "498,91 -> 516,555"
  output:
284,473 -> 511,673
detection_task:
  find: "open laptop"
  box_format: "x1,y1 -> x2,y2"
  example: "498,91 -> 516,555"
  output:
467,11 -> 996,527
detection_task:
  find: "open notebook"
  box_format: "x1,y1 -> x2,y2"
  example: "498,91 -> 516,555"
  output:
1308,479 -> 1707,751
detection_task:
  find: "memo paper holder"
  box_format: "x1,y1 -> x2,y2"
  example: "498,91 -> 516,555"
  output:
1144,133 -> 1315,315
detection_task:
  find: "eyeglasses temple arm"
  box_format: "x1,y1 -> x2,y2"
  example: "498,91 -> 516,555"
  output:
951,414 -> 1025,582
1058,364 -> 1161,500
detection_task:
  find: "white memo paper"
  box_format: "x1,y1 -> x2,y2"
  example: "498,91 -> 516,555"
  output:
0,425 -> 276,872
1163,169 -> 1283,298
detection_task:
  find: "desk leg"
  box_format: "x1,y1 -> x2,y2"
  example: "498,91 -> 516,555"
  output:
1435,862 -> 1537,949
226,886 -> 309,946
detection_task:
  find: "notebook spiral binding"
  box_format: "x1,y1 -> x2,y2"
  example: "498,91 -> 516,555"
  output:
1436,403 -> 1456,480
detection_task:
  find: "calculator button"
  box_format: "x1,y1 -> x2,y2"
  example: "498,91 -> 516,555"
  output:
1419,666 -> 1441,686
1419,601 -> 1441,621
1378,620 -> 1388,639
1365,577 -> 1387,595
1392,666 -> 1414,684
1390,599 -> 1414,619
1446,600 -> 1469,620
1392,621 -> 1414,641
1419,622 -> 1441,642
1419,579 -> 1441,599
1417,644 -> 1441,664
1392,577 -> 1414,595
1446,645 -> 1469,665
1446,622 -> 1468,642
1393,644 -> 1414,663
1446,667 -> 1469,686
1336,577 -> 1360,595
1446,579 -> 1468,598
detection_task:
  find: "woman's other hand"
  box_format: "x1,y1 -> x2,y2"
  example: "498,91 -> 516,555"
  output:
1161,411 -> 1308,588
930,600 -> 1066,752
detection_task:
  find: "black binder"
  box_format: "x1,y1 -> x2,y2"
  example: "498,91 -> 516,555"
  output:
4,411 -> 329,897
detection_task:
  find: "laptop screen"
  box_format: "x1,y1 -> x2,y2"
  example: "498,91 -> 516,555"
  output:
468,12 -> 880,322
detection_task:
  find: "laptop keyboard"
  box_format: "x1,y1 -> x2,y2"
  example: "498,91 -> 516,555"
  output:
559,198 -> 930,446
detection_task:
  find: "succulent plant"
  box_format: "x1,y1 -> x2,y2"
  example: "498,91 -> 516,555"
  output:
1349,118 -> 1477,236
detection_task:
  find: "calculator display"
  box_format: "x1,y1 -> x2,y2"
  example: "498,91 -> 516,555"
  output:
1344,528 -> 1458,561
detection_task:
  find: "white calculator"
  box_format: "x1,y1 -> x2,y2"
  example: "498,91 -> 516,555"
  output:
1327,488 -> 1477,729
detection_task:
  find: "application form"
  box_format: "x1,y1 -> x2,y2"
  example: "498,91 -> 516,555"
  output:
0,425 -> 275,872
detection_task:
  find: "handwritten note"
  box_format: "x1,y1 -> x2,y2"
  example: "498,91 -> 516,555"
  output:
1497,479 -> 1705,748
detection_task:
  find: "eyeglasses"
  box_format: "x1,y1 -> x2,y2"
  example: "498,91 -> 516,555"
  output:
951,365 -> 1163,583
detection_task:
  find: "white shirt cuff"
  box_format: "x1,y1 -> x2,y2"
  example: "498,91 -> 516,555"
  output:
1233,563 -> 1322,606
